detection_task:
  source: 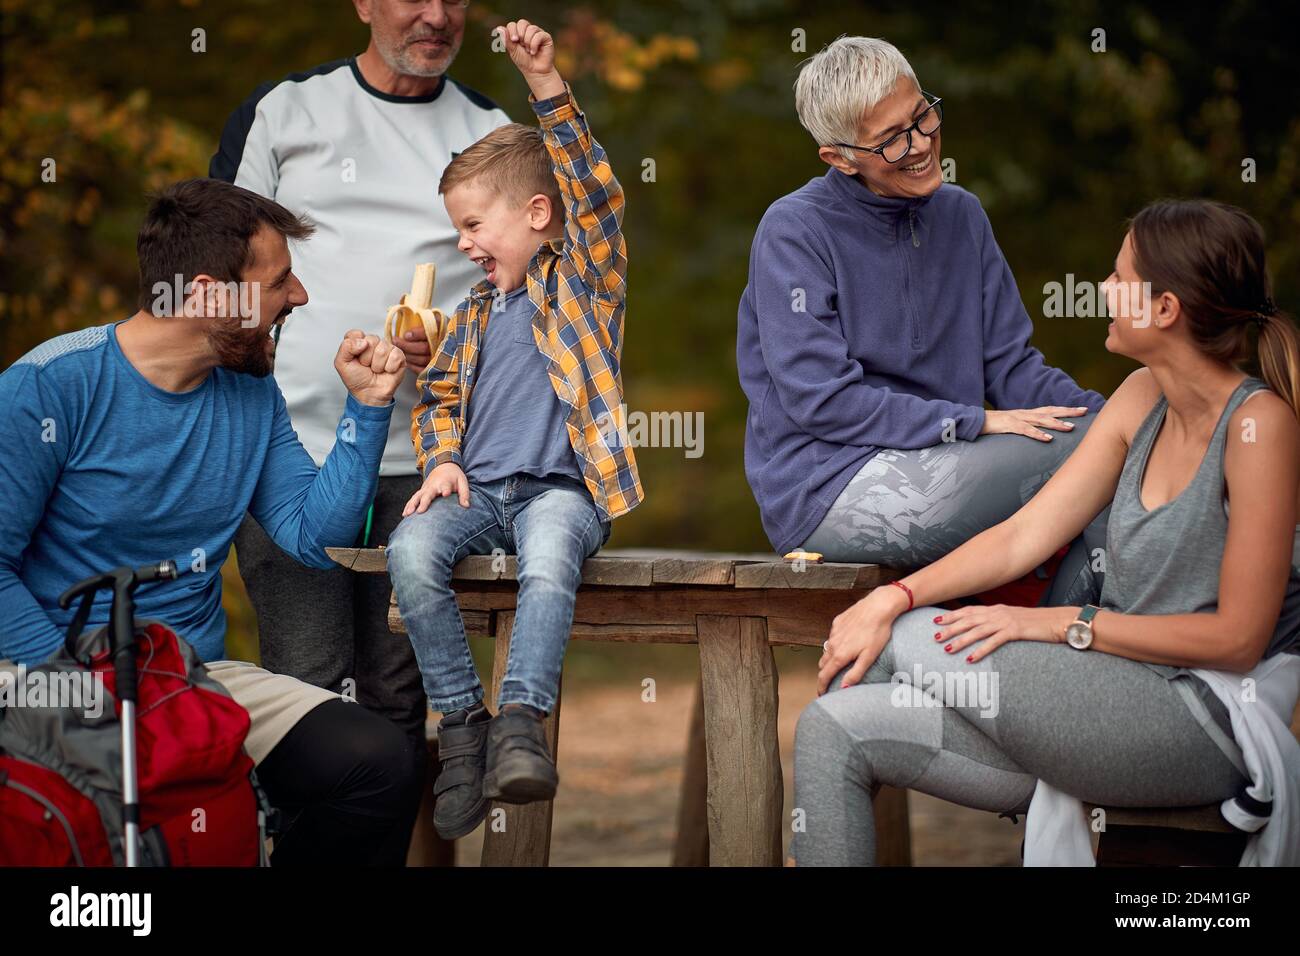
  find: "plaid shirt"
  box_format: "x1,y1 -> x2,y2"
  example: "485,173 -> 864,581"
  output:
411,85 -> 643,521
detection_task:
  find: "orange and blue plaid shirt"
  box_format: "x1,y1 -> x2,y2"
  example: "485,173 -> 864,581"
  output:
411,85 -> 643,521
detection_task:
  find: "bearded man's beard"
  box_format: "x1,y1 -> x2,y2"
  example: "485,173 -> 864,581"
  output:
209,322 -> 274,378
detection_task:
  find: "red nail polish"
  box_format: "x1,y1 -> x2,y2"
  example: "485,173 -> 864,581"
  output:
944,644 -> 952,652
934,632 -> 942,640
965,655 -> 974,663
933,616 -> 942,623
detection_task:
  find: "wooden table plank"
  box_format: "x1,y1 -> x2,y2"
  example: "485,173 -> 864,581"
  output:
329,546 -> 893,590
1084,802 -> 1236,833
733,561 -> 900,590
327,546 -> 389,573
328,546 -> 659,587
388,586 -> 859,648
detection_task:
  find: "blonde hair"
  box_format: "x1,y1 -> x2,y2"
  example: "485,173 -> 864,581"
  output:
439,123 -> 562,214
794,36 -> 919,162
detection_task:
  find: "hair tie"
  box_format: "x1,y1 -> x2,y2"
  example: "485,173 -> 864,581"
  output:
1259,297 -> 1277,316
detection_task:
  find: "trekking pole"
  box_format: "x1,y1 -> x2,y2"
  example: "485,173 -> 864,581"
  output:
59,559 -> 179,866
109,560 -> 179,867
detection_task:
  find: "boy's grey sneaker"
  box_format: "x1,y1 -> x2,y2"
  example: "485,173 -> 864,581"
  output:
482,707 -> 558,804
432,706 -> 491,840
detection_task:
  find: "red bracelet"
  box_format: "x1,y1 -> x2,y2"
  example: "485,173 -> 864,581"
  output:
888,579 -> 914,611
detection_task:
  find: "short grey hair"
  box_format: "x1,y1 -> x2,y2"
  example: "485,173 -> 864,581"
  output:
794,36 -> 919,161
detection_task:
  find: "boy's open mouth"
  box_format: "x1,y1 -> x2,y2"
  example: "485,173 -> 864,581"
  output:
472,255 -> 498,283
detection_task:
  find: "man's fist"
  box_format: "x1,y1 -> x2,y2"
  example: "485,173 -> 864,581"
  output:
334,329 -> 406,407
404,462 -> 470,515
500,20 -> 564,99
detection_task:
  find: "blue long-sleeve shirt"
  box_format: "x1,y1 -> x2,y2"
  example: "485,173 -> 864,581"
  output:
737,170 -> 1105,553
0,321 -> 392,665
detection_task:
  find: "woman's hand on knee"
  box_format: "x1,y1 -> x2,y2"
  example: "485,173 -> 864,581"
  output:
817,592 -> 898,695
934,604 -> 1075,663
981,406 -> 1091,441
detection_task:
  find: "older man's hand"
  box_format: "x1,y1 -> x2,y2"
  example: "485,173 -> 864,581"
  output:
334,329 -> 406,406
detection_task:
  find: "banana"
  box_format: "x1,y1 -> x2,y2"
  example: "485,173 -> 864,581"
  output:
384,263 -> 447,349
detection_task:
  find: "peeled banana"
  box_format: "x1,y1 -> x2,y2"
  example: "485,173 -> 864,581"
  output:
384,263 -> 446,348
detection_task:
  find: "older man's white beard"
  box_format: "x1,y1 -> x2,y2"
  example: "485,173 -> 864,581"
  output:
381,34 -> 462,78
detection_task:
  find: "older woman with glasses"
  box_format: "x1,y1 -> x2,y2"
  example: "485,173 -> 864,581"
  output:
737,36 -> 1106,602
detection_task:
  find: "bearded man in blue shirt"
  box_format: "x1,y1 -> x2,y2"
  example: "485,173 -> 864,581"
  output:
0,177 -> 420,865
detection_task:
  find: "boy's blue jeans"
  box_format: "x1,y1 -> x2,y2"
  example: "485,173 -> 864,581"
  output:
387,473 -> 610,715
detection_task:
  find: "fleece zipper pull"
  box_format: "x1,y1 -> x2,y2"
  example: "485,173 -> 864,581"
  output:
908,208 -> 919,247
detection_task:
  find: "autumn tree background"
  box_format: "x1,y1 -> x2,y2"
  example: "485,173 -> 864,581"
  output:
3,0 -> 1298,661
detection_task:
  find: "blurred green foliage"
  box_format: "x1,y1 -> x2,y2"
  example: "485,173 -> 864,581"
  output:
4,0 -> 1298,661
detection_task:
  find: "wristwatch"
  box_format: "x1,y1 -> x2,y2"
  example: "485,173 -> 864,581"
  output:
1065,604 -> 1101,650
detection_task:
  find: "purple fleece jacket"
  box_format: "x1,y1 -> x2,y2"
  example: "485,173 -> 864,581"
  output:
736,169 -> 1105,553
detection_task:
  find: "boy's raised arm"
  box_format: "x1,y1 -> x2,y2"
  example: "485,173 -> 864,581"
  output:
502,19 -> 627,301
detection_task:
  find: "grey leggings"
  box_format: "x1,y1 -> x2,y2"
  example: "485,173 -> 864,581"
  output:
802,413 -> 1109,607
791,607 -> 1249,866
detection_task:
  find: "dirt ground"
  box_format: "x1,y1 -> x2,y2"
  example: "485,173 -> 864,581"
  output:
452,644 -> 1026,866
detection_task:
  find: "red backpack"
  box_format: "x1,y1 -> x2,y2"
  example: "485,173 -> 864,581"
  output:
0,619 -> 267,866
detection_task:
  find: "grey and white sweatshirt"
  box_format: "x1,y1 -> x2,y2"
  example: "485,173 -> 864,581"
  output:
211,57 -> 509,475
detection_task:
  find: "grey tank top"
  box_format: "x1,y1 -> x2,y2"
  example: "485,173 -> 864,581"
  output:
1100,375 -> 1300,680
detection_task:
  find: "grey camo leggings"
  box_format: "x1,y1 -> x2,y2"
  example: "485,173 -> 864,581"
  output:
791,608 -> 1249,866
802,413 -> 1109,607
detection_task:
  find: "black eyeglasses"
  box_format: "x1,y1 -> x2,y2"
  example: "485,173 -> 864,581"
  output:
834,91 -> 943,164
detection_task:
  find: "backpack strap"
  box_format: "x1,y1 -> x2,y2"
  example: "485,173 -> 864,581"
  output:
63,592 -> 99,661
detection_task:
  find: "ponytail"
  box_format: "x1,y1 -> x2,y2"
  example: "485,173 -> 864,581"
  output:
1256,304 -> 1300,419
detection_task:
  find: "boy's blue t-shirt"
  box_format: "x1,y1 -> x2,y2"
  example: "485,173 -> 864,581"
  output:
0,321 -> 392,666
460,284 -> 583,484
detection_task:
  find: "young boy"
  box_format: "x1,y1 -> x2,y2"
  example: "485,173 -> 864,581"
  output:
387,19 -> 643,840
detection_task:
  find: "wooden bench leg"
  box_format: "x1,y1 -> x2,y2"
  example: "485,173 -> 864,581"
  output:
873,786 -> 912,866
671,676 -> 709,866
696,614 -> 782,866
406,732 -> 456,867
480,610 -> 561,867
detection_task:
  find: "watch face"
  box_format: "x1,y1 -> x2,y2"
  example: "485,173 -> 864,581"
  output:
1066,623 -> 1092,649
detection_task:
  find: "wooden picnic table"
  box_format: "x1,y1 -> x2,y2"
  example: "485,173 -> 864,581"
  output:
327,546 -> 911,867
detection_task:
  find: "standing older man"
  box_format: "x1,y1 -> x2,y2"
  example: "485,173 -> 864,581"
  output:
209,0 -> 510,829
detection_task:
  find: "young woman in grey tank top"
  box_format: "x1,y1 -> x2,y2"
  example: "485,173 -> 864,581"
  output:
793,199 -> 1300,865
